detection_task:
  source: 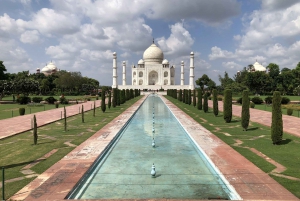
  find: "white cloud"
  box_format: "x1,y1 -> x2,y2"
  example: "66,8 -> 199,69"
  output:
261,0 -> 299,11
209,47 -> 235,60
157,22 -> 194,57
20,30 -> 40,44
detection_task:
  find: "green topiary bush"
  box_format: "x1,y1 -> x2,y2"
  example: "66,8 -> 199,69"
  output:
265,96 -> 272,104
251,96 -> 263,104
223,89 -> 232,123
45,96 -> 57,104
17,96 -> 31,104
32,97 -> 43,103
281,97 -> 290,104
212,89 -> 218,116
241,90 -> 250,131
287,108 -> 293,116
271,91 -> 283,144
19,108 -> 25,115
59,97 -> 69,104
250,102 -> 255,108
203,93 -> 208,113
197,89 -> 202,110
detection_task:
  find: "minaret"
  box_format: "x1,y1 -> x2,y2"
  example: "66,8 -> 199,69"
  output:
181,61 -> 184,85
189,52 -> 195,90
122,61 -> 126,85
112,52 -> 118,88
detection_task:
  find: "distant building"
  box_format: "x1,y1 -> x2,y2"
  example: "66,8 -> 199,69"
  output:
37,62 -> 58,76
248,61 -> 266,72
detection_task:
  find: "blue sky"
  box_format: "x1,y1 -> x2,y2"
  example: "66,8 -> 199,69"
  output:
1,0 -> 300,86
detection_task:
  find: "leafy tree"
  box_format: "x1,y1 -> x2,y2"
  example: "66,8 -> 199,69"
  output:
267,63 -> 280,91
219,71 -> 233,89
101,88 -> 106,112
197,89 -> 202,110
223,89 -> 232,123
203,93 -> 208,113
271,91 -> 283,144
0,61 -> 7,80
246,71 -> 270,94
241,90 -> 250,131
13,79 -> 40,96
195,74 -> 211,91
212,89 -> 218,116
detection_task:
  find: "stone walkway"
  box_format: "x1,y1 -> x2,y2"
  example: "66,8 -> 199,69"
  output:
0,100 -> 101,140
208,100 -> 300,138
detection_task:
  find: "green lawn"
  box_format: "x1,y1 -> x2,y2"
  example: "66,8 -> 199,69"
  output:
233,95 -> 300,102
165,96 -> 300,198
0,96 -> 142,199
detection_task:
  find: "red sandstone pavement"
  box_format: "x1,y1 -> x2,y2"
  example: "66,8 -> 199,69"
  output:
0,100 -> 101,140
208,100 -> 300,138
5,96 -> 300,201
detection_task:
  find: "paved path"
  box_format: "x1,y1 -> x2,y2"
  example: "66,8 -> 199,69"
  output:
0,100 -> 101,140
208,100 -> 300,138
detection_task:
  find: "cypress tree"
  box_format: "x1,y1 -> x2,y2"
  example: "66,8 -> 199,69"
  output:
108,91 -> 111,109
223,89 -> 232,123
182,90 -> 185,103
117,89 -> 121,106
193,89 -> 196,107
64,106 -> 67,131
126,89 -> 130,100
271,91 -> 283,144
33,115 -> 38,145
179,89 -> 182,101
185,89 -> 188,104
203,93 -> 208,113
241,90 -> 250,131
82,105 -> 84,122
188,89 -> 191,105
212,89 -> 218,116
101,89 -> 106,112
197,89 -> 202,110
123,89 -> 126,103
112,88 -> 116,108
93,101 -> 96,117
130,89 -> 134,99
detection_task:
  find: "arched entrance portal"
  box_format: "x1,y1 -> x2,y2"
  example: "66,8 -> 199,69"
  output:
148,71 -> 158,85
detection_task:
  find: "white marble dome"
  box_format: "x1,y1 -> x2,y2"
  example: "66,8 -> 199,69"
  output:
47,62 -> 58,71
253,61 -> 266,72
138,59 -> 144,65
143,43 -> 164,64
162,59 -> 169,64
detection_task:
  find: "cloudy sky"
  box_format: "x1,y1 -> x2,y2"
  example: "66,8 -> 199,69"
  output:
1,0 -> 300,86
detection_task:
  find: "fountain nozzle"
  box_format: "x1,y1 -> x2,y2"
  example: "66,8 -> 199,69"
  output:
151,163 -> 156,177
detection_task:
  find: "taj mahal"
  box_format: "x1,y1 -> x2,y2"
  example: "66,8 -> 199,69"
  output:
112,41 -> 195,90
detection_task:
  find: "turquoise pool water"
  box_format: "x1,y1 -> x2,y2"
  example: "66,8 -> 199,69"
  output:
67,94 -> 240,199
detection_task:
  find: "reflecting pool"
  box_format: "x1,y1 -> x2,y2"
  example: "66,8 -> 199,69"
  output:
68,94 -> 240,199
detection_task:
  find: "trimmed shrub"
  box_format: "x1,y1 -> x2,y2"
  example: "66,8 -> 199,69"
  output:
33,115 -> 38,145
265,96 -> 272,104
45,96 -> 57,104
287,108 -> 293,116
19,108 -> 25,116
281,97 -> 290,104
241,90 -> 250,131
59,97 -> 69,104
101,88 -> 106,112
193,89 -> 196,107
55,103 -> 59,108
197,89 -> 202,110
217,96 -> 223,101
251,96 -> 263,104
188,90 -> 191,105
203,93 -> 208,113
236,97 -> 242,104
212,89 -> 218,116
108,91 -> 111,109
271,91 -> 283,144
32,97 -> 43,103
17,96 -> 31,104
223,89 -> 232,123
178,89 -> 182,101
250,102 -> 255,108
